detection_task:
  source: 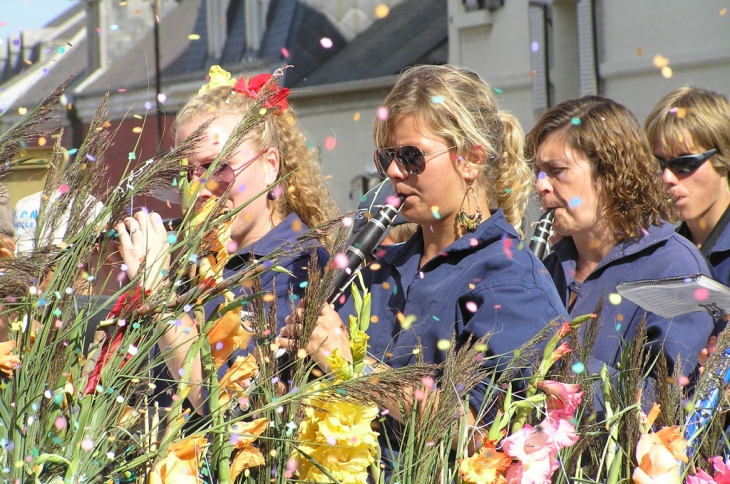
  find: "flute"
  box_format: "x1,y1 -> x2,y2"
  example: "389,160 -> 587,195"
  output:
529,209 -> 554,260
327,195 -> 406,304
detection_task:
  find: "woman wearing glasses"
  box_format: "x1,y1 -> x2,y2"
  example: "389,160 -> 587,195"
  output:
116,67 -> 336,408
531,95 -> 714,387
645,87 -> 730,285
280,65 -> 568,465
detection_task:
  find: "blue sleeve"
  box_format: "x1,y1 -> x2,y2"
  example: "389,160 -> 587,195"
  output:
457,277 -> 569,414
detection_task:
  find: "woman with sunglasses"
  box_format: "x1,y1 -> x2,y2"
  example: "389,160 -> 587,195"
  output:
531,95 -> 714,390
645,87 -> 730,286
115,67 -> 336,408
280,65 -> 569,466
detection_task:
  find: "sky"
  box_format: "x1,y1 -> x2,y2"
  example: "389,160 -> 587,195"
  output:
0,0 -> 79,40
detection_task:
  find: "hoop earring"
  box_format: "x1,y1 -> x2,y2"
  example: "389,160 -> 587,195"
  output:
456,181 -> 483,233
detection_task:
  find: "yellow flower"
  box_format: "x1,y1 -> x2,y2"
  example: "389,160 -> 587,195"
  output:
294,385 -> 379,483
150,435 -> 207,484
219,355 -> 258,408
349,328 -> 369,363
0,340 -> 21,378
326,348 -> 353,382
229,418 -> 268,481
459,439 -> 511,484
198,65 -> 236,94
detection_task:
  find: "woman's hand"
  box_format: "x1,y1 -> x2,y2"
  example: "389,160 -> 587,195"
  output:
279,303 -> 352,374
116,211 -> 171,291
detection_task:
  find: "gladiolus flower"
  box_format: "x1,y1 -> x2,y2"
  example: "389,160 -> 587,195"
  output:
502,413 -> 578,484
632,426 -> 686,484
229,418 -> 268,481
208,308 -> 253,367
326,348 -> 353,382
548,342 -> 572,365
537,380 -> 583,418
219,355 -> 258,408
687,469 -> 716,484
149,435 -> 207,484
459,438 -> 511,484
709,456 -> 730,483
0,340 -> 20,378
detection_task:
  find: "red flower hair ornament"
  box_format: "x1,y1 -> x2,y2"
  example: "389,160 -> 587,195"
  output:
233,73 -> 290,110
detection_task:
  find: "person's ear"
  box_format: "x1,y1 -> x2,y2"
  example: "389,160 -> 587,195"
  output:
262,147 -> 281,186
455,147 -> 485,182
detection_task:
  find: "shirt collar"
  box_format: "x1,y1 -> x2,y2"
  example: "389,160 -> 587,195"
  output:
242,212 -> 311,258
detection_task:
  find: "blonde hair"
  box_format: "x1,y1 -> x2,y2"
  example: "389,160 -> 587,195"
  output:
174,81 -> 337,230
645,86 -> 730,177
373,65 -> 532,235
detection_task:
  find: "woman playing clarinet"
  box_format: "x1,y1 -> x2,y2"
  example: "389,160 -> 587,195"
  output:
279,65 -> 568,470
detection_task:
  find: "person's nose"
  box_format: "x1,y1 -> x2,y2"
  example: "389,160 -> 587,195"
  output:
535,172 -> 552,200
386,154 -> 409,181
661,167 -> 679,187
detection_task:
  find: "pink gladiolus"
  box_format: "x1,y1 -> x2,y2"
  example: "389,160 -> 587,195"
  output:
556,321 -> 572,339
687,469 -> 717,484
710,456 -> 730,483
548,342 -> 572,365
502,414 -> 578,484
505,463 -> 523,484
537,380 -> 583,418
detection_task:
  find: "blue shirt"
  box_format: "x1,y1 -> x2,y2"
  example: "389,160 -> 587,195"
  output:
543,221 -> 715,379
677,220 -> 730,287
337,210 -> 568,404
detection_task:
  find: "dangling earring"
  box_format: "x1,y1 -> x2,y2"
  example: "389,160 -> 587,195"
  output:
456,181 -> 483,233
267,184 -> 281,200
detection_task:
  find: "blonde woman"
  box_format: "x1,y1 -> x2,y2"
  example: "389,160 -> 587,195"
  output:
281,65 -> 568,468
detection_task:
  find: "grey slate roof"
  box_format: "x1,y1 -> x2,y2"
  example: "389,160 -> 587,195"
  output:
295,0 -> 447,87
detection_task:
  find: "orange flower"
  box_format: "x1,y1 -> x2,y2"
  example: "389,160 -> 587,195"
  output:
229,418 -> 269,481
632,426 -> 686,484
208,307 -> 253,367
219,355 -> 258,408
0,340 -> 21,378
459,439 -> 511,484
150,435 -> 207,484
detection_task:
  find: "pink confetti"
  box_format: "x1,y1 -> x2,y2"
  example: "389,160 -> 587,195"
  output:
469,238 -> 478,246
157,93 -> 167,104
342,216 -> 353,227
54,417 -> 66,430
58,184 -> 69,195
281,47 -> 290,58
377,106 -> 389,121
465,301 -> 478,313
414,389 -> 425,401
385,195 -> 402,208
226,241 -> 239,252
502,237 -> 513,259
324,136 -> 336,150
694,287 -> 710,301
333,253 -> 349,269
81,438 -> 94,451
320,37 -> 333,49
678,375 -> 690,386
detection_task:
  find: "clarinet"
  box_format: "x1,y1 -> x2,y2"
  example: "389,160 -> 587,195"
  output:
327,195 -> 406,304
529,209 -> 554,260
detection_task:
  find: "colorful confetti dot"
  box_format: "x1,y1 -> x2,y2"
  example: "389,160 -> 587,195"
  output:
431,95 -> 445,104
571,362 -> 585,374
465,301 -> 478,313
320,37 -> 333,49
437,339 -> 451,350
375,4 -> 390,18
188,34 -> 201,40
694,287 -> 710,301
570,117 -> 581,125
324,136 -> 336,150
531,41 -> 540,53
377,106 -> 389,121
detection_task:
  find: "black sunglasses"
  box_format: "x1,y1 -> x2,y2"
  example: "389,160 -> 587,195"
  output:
656,148 -> 717,175
373,145 -> 454,177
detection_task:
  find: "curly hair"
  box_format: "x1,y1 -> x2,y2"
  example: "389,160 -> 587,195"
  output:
174,81 -> 337,231
645,86 -> 730,177
373,64 -> 532,236
525,95 -> 672,242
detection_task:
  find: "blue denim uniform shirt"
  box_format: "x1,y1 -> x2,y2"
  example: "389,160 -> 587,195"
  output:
543,221 -> 715,379
677,220 -> 730,287
337,209 -> 569,404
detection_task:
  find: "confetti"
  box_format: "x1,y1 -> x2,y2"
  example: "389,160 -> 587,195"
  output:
157,93 -> 167,104
353,112 -> 361,121
465,301 -> 478,313
188,34 -> 201,40
568,196 -> 582,208
17,107 -> 27,115
128,344 -> 138,356
608,293 -> 622,305
333,253 -> 349,269
110,24 -> 119,30
281,47 -> 290,58
375,4 -> 390,18
570,117 -> 581,125
342,216 -> 353,227
652,54 -> 669,68
636,47 -> 643,56
431,95 -> 445,104
722,7 -> 728,15
386,195 -> 402,207
437,339 -> 451,350
661,66 -> 673,78
81,438 -> 94,451
54,417 -> 66,430
694,287 -> 710,301
324,136 -> 336,150
530,41 -> 540,53
494,88 -> 503,94
431,206 -> 441,219
377,106 -> 389,121
571,362 -> 585,374
320,37 -> 333,49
